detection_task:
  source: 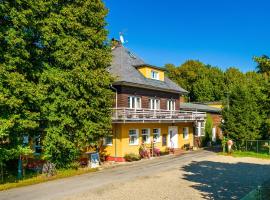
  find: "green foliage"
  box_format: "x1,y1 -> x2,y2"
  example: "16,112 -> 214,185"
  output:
254,55 -> 270,76
124,153 -> 141,162
222,79 -> 267,141
203,114 -> 213,145
165,60 -> 225,102
0,0 -> 113,168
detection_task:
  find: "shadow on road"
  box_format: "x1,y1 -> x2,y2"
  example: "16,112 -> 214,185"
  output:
182,161 -> 270,199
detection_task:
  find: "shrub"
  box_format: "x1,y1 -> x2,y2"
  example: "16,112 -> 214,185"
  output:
124,153 -> 141,162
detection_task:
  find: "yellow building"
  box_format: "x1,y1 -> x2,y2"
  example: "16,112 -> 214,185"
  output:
105,42 -> 206,161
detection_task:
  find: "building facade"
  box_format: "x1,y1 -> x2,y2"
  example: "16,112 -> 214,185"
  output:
180,102 -> 223,146
104,44 -> 206,161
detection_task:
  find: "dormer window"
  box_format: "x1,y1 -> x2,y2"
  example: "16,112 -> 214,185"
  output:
151,70 -> 159,80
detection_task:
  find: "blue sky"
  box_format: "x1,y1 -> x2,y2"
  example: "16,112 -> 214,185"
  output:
104,0 -> 270,72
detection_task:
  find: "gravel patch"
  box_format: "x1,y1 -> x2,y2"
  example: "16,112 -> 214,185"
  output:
64,155 -> 270,200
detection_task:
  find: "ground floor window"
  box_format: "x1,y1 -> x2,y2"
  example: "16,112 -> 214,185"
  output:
153,128 -> 161,142
183,127 -> 189,140
129,129 -> 139,145
104,136 -> 113,146
196,122 -> 205,137
142,129 -> 150,144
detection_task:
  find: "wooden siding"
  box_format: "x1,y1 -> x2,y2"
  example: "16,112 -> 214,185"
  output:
114,85 -> 180,110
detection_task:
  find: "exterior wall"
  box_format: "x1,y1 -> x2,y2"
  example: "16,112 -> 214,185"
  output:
104,122 -> 194,160
114,85 -> 180,110
138,66 -> 165,81
210,113 -> 223,139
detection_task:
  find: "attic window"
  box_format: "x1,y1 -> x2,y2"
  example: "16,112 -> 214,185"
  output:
127,51 -> 136,59
151,70 -> 159,80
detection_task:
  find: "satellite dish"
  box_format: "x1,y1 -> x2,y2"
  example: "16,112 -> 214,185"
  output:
119,33 -> 125,44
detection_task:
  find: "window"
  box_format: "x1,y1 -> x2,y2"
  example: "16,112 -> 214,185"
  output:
104,136 -> 113,146
167,99 -> 176,111
201,122 -> 205,136
195,122 -> 205,137
128,96 -> 141,109
129,129 -> 139,145
153,128 -> 161,142
151,70 -> 159,80
183,127 -> 189,140
141,129 -> 150,144
149,98 -> 160,110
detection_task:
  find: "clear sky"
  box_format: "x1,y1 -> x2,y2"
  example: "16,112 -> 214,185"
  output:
104,0 -> 270,72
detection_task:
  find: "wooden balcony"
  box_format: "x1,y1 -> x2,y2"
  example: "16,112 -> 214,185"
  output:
112,107 -> 206,123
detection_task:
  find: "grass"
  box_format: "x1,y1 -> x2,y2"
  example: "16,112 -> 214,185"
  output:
0,167 -> 98,191
219,151 -> 270,160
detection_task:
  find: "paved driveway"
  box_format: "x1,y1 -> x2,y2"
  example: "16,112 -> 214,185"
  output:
1,150 -> 270,200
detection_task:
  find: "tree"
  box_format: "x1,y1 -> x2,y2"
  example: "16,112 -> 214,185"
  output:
0,0 -> 113,168
165,60 -> 225,102
202,114 -> 213,146
254,55 -> 270,77
38,0 -> 113,167
0,0 -> 42,171
222,80 -> 266,143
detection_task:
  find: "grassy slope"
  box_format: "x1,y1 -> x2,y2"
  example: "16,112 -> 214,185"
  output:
219,151 -> 270,159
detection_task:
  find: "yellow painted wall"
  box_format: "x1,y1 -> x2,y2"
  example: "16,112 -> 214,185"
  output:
138,66 -> 165,81
104,122 -> 194,158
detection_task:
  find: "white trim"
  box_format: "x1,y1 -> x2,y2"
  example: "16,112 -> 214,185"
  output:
151,70 -> 159,80
128,96 -> 141,109
141,128 -> 151,144
168,126 -> 178,148
153,128 -> 161,142
167,99 -> 176,111
129,129 -> 139,145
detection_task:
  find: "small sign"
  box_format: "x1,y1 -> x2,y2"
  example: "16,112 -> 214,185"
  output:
90,153 -> 100,168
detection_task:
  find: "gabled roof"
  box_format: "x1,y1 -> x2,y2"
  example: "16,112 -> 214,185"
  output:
107,46 -> 188,94
180,102 -> 222,114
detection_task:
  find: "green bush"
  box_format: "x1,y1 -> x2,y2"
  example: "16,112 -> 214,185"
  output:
124,153 -> 141,162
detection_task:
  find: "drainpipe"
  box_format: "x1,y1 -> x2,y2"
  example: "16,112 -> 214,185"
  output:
111,85 -> 118,161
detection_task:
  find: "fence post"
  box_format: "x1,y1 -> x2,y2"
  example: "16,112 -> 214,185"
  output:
257,140 -> 259,153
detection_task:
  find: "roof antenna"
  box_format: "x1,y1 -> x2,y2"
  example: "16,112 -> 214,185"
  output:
119,32 -> 128,46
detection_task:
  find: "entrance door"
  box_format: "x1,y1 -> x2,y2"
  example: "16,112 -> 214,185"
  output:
168,126 -> 178,148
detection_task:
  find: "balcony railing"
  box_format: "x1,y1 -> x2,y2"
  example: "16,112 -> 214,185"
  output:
112,107 -> 206,123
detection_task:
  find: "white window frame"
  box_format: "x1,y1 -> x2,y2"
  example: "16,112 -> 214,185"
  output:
128,96 -> 141,109
196,122 -> 205,137
200,122 -> 205,136
151,70 -> 159,80
183,127 -> 189,140
129,129 -> 139,145
103,136 -> 113,146
153,128 -> 161,142
149,98 -> 160,110
167,99 -> 176,111
141,128 -> 150,144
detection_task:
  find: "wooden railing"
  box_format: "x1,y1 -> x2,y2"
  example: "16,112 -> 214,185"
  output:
112,107 -> 206,123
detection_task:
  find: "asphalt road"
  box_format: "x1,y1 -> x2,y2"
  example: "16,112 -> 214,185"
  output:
0,150 -> 214,200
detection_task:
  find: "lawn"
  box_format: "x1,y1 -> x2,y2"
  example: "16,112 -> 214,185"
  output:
0,167 -> 98,191
219,151 -> 270,160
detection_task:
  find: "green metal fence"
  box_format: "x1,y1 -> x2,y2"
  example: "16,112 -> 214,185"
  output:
234,140 -> 270,155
